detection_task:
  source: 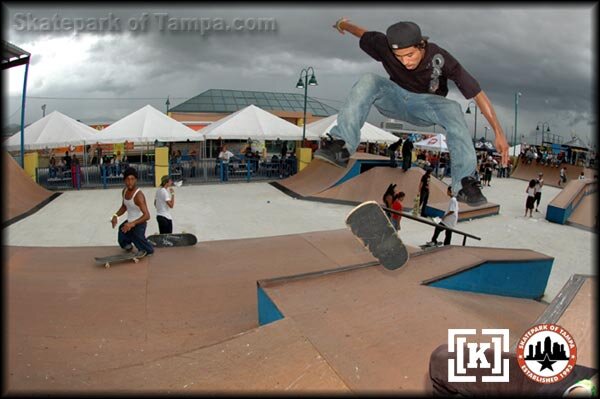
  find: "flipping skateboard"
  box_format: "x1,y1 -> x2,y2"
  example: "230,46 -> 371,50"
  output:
95,251 -> 146,268
147,233 -> 197,248
345,201 -> 409,270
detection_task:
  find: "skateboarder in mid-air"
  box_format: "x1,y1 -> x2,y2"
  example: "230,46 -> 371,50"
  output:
315,18 -> 509,206
111,167 -> 154,257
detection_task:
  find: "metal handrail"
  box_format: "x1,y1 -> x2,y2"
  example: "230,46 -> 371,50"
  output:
381,206 -> 481,246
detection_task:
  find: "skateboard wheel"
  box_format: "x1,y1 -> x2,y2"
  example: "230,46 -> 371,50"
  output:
105,263 -> 110,268
133,258 -> 139,263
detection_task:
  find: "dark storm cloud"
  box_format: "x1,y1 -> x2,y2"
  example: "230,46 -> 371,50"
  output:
3,4 -> 596,147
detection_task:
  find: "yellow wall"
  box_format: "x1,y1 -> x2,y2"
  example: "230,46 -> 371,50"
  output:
24,152 -> 39,181
296,147 -> 312,172
154,147 -> 169,187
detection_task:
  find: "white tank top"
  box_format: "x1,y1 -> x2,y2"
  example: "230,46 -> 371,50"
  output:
124,188 -> 143,222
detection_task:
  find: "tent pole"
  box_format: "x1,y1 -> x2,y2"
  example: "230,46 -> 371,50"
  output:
19,61 -> 30,168
83,140 -> 89,186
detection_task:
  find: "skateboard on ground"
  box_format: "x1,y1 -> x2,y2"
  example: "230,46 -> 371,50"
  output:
345,201 -> 409,270
147,233 -> 197,248
95,251 -> 147,268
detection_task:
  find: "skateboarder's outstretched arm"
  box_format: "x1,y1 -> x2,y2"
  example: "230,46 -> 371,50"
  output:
472,91 -> 509,166
333,17 -> 367,38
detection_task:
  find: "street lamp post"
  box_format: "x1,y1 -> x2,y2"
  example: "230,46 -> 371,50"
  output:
465,101 -> 478,141
484,126 -> 489,142
513,92 -> 522,157
536,122 -> 550,146
165,97 -> 171,115
295,67 -> 318,145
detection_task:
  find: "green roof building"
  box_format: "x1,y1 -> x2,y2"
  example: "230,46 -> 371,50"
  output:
169,89 -> 338,128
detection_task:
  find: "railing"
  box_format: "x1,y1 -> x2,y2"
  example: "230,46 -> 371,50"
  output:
36,158 -> 298,190
382,206 -> 481,246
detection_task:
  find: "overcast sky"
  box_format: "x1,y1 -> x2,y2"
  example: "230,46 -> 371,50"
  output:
2,3 -> 597,148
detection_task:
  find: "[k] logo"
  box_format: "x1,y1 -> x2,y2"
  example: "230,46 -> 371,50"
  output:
448,329 -> 510,382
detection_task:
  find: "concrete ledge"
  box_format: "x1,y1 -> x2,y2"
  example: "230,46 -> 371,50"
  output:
546,180 -> 597,224
425,201 -> 500,222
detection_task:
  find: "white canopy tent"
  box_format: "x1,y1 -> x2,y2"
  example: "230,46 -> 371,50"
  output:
4,110 -> 99,151
200,104 -> 320,141
413,133 -> 449,152
307,114 -> 400,144
98,105 -> 203,144
510,144 -> 522,156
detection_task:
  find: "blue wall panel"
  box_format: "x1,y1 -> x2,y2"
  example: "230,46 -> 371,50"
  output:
428,260 -> 553,299
257,287 -> 284,326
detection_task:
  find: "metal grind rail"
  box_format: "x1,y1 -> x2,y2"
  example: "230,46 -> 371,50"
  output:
381,206 -> 481,246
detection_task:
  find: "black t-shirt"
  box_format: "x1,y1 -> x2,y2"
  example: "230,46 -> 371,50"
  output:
359,31 -> 481,99
402,140 -> 413,155
420,173 -> 430,192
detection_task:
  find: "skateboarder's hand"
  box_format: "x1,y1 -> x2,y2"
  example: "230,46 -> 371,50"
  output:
333,17 -> 349,34
121,222 -> 135,233
111,215 -> 118,228
494,132 -> 510,166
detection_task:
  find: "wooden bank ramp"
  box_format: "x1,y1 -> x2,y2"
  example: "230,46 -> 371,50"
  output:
272,152 -> 388,198
510,161 -> 594,188
7,231 -> 554,394
3,152 -> 60,227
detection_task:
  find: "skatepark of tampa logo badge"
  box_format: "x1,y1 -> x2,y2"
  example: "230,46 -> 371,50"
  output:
517,324 -> 577,384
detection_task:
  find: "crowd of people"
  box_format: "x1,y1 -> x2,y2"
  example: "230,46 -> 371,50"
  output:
520,144 -> 566,167
519,143 -> 596,168
217,141 -> 298,181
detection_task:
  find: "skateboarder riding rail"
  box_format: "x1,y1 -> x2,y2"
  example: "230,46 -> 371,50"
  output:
315,17 -> 509,206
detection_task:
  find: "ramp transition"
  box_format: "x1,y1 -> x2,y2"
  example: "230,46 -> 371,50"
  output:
3,152 -> 60,227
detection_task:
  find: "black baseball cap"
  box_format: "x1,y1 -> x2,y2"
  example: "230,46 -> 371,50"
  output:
386,21 -> 429,49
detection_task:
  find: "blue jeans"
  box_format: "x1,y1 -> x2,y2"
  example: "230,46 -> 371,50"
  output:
118,221 -> 154,254
329,73 -> 477,194
220,161 -> 229,181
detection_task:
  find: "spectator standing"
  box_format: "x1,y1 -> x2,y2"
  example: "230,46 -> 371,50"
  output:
418,168 -> 432,217
218,145 -> 235,182
71,154 -> 81,189
558,166 -> 567,187
49,154 -> 57,178
388,137 -> 403,168
401,138 -> 414,172
525,179 -> 537,217
390,191 -> 405,231
534,172 -> 544,212
63,151 -> 72,170
154,175 -> 175,234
